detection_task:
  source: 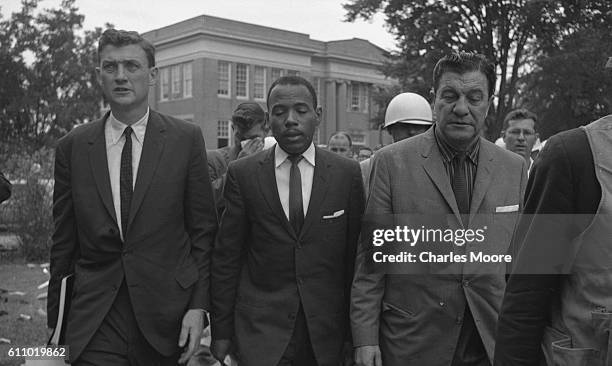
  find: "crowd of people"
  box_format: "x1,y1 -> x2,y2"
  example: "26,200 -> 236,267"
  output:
40,28 -> 612,366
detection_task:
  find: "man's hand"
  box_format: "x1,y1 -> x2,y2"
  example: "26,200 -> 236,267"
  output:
237,137 -> 265,159
211,339 -> 232,363
355,345 -> 382,366
178,309 -> 205,364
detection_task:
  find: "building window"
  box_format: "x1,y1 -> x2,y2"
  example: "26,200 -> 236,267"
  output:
350,83 -> 361,112
236,63 -> 248,98
361,84 -> 369,113
351,133 -> 366,146
287,70 -> 299,76
183,63 -> 192,98
171,65 -> 181,99
254,66 -> 266,100
218,61 -> 230,97
271,68 -> 282,82
217,120 -> 231,148
160,68 -> 170,101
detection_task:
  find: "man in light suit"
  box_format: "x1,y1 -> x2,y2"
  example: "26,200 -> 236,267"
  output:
210,76 -> 365,366
351,52 -> 527,366
48,29 -> 217,365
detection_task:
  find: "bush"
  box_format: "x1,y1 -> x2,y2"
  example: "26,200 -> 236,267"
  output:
1,147 -> 54,261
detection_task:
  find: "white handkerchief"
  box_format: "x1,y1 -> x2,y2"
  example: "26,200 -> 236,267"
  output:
323,210 -> 345,219
496,204 -> 519,213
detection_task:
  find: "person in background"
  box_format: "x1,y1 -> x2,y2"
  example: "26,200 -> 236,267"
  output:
207,102 -> 269,216
328,131 -> 354,159
357,147 -> 373,162
211,76 -> 364,366
361,92 -> 433,194
351,52 -> 527,366
501,108 -> 539,174
0,171 -> 11,203
48,29 -> 217,365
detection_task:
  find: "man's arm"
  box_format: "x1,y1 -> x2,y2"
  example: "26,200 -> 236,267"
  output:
0,171 -> 11,203
494,133 -> 593,366
210,163 -> 249,359
48,140 -> 79,328
184,126 -> 218,311
351,153 -> 393,366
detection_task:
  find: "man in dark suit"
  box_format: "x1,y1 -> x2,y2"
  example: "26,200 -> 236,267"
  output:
0,171 -> 11,203
210,76 -> 365,366
48,29 -> 217,365
351,52 -> 527,366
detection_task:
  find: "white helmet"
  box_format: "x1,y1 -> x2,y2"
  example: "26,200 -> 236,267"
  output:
384,92 -> 433,129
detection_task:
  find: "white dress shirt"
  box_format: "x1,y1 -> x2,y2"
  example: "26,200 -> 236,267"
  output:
105,108 -> 149,240
274,143 -> 316,220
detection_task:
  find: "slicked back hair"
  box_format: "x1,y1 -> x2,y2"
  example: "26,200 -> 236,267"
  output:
433,51 -> 496,99
97,29 -> 156,68
266,76 -> 318,110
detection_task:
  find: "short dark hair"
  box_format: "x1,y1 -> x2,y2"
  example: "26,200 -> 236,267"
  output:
98,29 -> 156,68
232,102 -> 266,130
267,76 -> 318,109
329,131 -> 352,147
433,51 -> 496,99
503,108 -> 538,131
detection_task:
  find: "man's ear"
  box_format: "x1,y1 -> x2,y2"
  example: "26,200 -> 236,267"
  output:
315,106 -> 322,126
148,66 -> 158,86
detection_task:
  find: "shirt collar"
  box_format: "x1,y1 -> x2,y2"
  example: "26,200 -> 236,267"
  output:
275,143 -> 316,168
107,108 -> 149,146
434,125 -> 480,165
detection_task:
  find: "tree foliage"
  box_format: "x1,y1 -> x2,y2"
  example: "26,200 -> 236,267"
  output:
0,0 -> 105,150
344,0 -> 612,140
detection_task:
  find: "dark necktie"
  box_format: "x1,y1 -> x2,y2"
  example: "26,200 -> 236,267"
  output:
288,155 -> 304,235
120,126 -> 133,239
452,152 -> 470,223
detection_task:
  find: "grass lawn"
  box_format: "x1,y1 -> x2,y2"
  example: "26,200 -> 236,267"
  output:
0,262 -> 50,366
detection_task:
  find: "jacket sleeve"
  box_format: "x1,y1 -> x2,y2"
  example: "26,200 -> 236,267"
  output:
48,139 -> 79,328
211,163 -> 248,340
185,125 -> 219,311
350,153 -> 392,346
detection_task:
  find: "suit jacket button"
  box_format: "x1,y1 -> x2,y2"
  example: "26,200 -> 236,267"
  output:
462,280 -> 470,287
456,316 -> 463,324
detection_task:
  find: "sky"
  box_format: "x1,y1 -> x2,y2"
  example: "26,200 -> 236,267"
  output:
2,0 -> 398,51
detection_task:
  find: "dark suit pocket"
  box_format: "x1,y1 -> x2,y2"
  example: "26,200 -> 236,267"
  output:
382,301 -> 414,317
175,263 -> 199,289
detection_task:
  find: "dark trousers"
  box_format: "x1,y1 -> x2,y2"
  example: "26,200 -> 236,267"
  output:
277,305 -> 318,366
74,281 -> 179,366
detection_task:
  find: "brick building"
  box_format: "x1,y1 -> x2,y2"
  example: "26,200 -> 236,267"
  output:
142,15 -> 395,149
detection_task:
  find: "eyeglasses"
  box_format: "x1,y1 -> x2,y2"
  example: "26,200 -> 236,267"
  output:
330,147 -> 349,153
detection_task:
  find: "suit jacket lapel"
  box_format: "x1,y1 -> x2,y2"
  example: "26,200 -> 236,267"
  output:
469,139 -> 494,221
88,112 -> 118,225
127,111 -> 165,232
299,148 -> 330,239
420,130 -> 462,224
257,147 -> 296,239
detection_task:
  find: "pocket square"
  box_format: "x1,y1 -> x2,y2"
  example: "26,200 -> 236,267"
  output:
322,210 -> 345,219
496,204 -> 519,213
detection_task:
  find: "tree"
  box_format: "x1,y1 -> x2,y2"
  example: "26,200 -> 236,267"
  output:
521,24 -> 612,139
0,0 -> 105,150
343,0 -> 612,140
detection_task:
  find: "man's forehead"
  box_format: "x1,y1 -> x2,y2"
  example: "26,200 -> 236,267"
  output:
437,71 -> 488,91
99,44 -> 147,61
269,84 -> 314,106
507,118 -> 536,130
